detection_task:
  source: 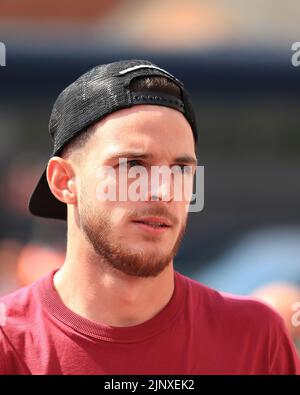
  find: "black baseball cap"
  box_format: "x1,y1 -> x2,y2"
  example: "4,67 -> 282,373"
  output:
29,59 -> 198,220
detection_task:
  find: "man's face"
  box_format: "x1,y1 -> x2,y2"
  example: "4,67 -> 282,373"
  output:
74,105 -> 197,277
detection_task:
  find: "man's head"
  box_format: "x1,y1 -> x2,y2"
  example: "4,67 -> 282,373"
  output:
29,60 -> 198,278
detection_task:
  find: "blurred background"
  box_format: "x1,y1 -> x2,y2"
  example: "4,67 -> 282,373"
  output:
0,0 -> 299,350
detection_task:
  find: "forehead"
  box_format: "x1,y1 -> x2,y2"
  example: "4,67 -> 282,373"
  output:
90,105 -> 195,156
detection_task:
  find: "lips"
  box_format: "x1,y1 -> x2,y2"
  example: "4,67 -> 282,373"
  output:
132,216 -> 172,228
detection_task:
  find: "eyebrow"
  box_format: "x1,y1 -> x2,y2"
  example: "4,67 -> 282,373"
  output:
107,151 -> 198,166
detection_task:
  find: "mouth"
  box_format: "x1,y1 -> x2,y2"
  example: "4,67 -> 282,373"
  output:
132,217 -> 172,234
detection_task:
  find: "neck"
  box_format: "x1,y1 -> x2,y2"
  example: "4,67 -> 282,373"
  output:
53,226 -> 175,327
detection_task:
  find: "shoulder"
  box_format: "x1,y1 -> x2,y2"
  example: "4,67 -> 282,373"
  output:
0,272 -> 55,373
177,271 -> 285,331
0,280 -> 38,324
0,271 -> 53,339
178,273 -> 300,374
0,282 -> 39,352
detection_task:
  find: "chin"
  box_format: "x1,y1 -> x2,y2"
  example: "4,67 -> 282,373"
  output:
133,240 -> 171,250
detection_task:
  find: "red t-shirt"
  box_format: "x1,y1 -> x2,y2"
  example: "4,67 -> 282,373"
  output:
0,270 -> 299,375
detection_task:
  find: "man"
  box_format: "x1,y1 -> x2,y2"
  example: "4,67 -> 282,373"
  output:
0,59 -> 299,374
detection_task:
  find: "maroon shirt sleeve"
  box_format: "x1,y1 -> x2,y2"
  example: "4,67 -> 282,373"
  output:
268,316 -> 300,374
0,326 -> 31,375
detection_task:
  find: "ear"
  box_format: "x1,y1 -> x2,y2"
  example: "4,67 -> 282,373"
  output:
46,157 -> 77,205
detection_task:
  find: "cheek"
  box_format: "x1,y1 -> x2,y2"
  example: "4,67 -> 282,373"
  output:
103,204 -> 131,228
95,168 -> 125,204
175,205 -> 189,234
174,173 -> 194,205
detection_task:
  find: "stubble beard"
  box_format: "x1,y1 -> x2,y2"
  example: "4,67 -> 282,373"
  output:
79,204 -> 187,278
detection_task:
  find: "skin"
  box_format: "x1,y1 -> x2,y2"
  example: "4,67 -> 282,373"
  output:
47,105 -> 197,327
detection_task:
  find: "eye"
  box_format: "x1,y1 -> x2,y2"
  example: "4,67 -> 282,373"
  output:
127,159 -> 143,168
174,164 -> 193,174
118,159 -> 144,169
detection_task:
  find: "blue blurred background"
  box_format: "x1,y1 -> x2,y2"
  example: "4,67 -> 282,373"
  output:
0,0 -> 299,347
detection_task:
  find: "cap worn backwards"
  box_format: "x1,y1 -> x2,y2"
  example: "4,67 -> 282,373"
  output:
29,59 -> 198,220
